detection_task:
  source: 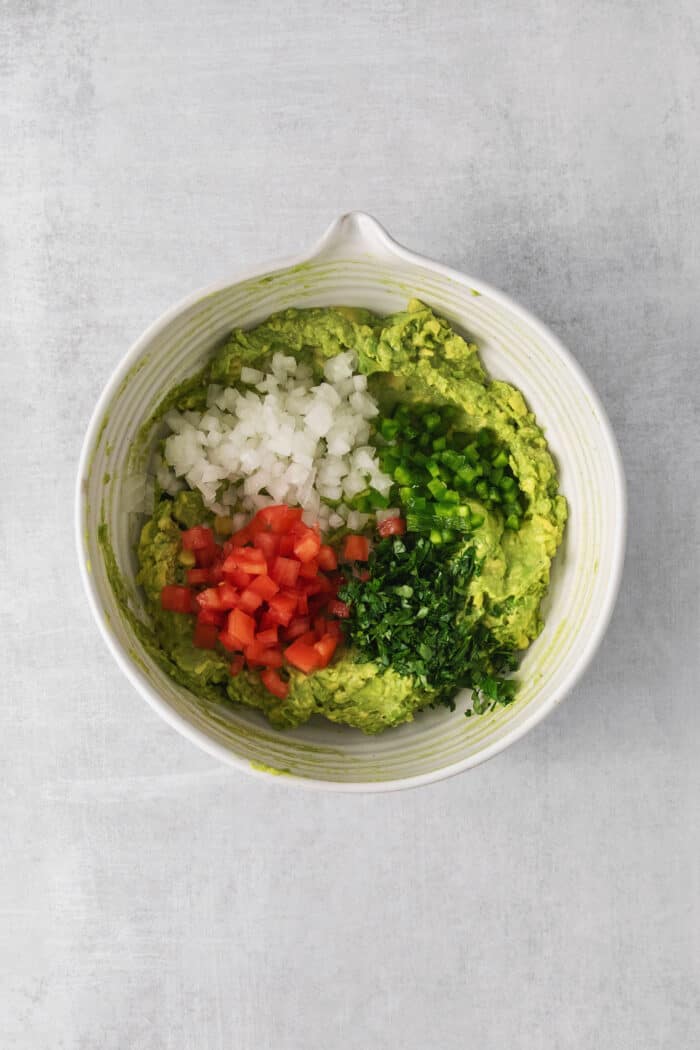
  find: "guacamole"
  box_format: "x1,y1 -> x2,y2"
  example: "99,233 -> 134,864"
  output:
134,301 -> 567,733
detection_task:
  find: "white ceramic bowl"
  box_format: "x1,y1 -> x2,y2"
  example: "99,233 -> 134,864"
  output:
76,212 -> 625,791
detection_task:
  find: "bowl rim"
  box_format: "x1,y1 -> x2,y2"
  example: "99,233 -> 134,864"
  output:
75,211 -> 627,792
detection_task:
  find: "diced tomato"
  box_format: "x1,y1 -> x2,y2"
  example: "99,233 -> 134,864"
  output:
298,577 -> 323,596
267,591 -> 298,627
197,607 -> 225,627
216,582 -> 239,609
298,574 -> 330,599
290,518 -> 319,538
193,621 -> 219,650
271,556 -> 300,587
238,587 -> 264,614
307,594 -> 330,618
219,630 -> 243,652
342,535 -> 370,562
258,609 -> 278,631
284,639 -> 321,673
222,547 -> 267,576
317,544 -> 338,571
245,643 -> 284,669
293,528 -> 321,564
285,616 -> 311,641
187,567 -> 211,586
229,655 -> 245,676
298,558 -> 319,579
168,506 -> 345,687
242,642 -> 264,667
260,668 -> 289,699
278,534 -> 296,556
229,526 -> 252,546
356,569 -> 370,582
377,516 -> 406,538
238,549 -> 267,575
196,587 -> 225,612
315,573 -> 332,594
256,626 -> 279,646
259,648 -> 284,669
221,549 -> 251,573
313,617 -> 328,639
255,504 -> 303,534
314,633 -> 338,667
222,566 -> 252,589
325,619 -> 344,640
253,530 -> 280,560
181,525 -> 216,551
160,585 -> 194,614
228,608 -> 255,646
328,599 -> 350,619
206,562 -> 224,585
248,574 -> 279,600
195,545 -> 218,568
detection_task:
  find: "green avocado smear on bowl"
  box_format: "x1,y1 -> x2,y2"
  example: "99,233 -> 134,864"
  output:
127,299 -> 567,734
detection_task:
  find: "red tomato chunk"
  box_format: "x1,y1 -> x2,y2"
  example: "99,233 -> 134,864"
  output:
317,545 -> 338,571
247,574 -> 279,600
342,535 -> 370,562
314,634 -> 338,667
271,556 -> 301,587
228,608 -> 256,646
193,622 -> 219,650
284,639 -> 320,673
377,516 -> 406,538
161,585 -> 194,614
181,525 -> 216,551
260,669 -> 289,699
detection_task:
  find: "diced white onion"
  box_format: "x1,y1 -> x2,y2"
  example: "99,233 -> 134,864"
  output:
159,349 -> 393,530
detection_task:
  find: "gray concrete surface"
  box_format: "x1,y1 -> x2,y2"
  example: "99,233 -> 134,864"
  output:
1,2 -> 699,1047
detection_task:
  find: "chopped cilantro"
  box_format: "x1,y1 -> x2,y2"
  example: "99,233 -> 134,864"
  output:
339,534 -> 518,713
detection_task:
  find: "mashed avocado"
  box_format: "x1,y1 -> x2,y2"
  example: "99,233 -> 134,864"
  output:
134,301 -> 567,733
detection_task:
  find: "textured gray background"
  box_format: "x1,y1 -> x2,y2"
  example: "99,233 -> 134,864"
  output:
1,2 -> 699,1047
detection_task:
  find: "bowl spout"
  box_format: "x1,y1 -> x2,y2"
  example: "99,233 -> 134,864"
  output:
310,210 -> 402,264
